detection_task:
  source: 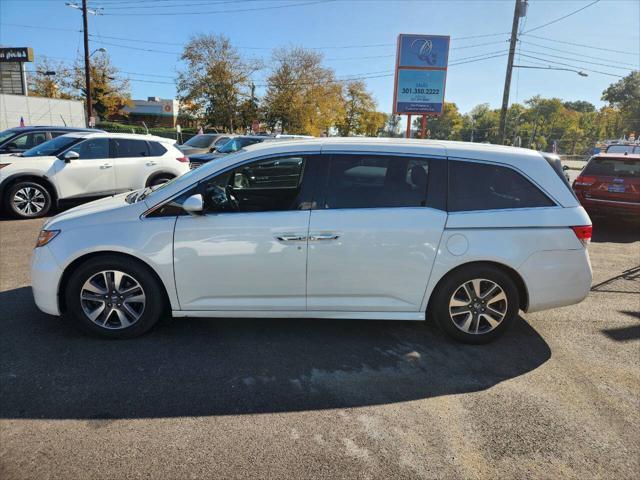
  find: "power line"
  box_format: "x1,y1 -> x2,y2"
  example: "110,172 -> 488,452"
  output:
100,0 -> 333,16
517,53 -> 624,77
519,40 -> 639,68
522,0 -> 600,34
520,49 -> 634,71
520,33 -> 639,57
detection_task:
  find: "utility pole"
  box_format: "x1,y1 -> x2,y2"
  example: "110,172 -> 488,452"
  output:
82,0 -> 92,126
498,0 -> 526,144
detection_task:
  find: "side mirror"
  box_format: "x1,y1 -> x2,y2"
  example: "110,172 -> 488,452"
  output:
562,165 -> 570,171
5,142 -> 19,152
63,150 -> 80,163
182,194 -> 204,215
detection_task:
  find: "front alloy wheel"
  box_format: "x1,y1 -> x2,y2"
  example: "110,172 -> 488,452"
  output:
80,270 -> 146,329
6,181 -> 52,218
66,255 -> 165,338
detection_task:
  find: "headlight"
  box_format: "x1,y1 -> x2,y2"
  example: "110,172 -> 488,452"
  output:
35,229 -> 60,248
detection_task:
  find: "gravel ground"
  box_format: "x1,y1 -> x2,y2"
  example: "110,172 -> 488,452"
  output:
0,213 -> 638,480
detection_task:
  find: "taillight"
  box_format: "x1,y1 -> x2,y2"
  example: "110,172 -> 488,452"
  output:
571,225 -> 592,246
176,156 -> 189,163
574,175 -> 597,186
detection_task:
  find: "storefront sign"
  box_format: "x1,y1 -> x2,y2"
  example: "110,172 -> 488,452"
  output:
393,34 -> 450,115
0,48 -> 34,63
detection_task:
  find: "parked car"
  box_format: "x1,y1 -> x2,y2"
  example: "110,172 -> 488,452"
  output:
176,133 -> 232,156
572,153 -> 640,218
0,132 -> 190,219
0,126 -> 101,155
189,135 -> 281,168
605,143 -> 639,154
31,138 -> 593,343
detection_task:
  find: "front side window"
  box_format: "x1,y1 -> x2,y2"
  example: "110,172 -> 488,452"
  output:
68,138 -> 110,160
112,139 -> 149,158
322,155 -> 429,209
200,156 -> 306,213
448,161 -> 554,212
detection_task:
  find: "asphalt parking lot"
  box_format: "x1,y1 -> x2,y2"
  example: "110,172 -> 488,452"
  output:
0,212 -> 638,480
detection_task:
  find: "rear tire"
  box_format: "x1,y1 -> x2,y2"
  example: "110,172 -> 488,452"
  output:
5,181 -> 52,219
65,255 -> 166,339
431,265 -> 520,344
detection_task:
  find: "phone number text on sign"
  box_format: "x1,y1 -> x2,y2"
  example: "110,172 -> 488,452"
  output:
395,69 -> 446,114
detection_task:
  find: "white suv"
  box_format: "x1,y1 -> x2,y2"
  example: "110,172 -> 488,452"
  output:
0,132 -> 190,219
31,138 -> 592,343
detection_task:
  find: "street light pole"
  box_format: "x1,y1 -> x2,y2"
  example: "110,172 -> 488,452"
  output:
82,0 -> 92,126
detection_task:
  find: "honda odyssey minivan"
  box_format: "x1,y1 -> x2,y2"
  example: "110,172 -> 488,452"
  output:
31,138 -> 593,343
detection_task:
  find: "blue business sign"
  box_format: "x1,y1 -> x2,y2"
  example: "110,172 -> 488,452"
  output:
393,34 -> 450,115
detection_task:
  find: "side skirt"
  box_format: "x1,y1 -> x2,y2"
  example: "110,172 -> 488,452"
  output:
171,310 -> 426,321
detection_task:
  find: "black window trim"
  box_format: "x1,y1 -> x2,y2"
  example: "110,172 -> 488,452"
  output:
143,150 -> 323,218
446,156 -> 560,213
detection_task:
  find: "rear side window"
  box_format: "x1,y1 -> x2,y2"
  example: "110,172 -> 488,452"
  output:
448,161 -> 554,212
583,157 -> 639,177
112,139 -> 149,158
149,142 -> 167,156
323,155 -> 429,209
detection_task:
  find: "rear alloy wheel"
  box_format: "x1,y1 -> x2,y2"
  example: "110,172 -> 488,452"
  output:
6,181 -> 52,219
432,265 -> 519,344
66,255 -> 165,339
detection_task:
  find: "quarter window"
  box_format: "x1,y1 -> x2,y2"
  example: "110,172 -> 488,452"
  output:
148,141 -> 167,156
448,161 -> 554,212
322,155 -> 429,209
201,156 -> 306,213
112,139 -> 149,158
69,138 -> 109,160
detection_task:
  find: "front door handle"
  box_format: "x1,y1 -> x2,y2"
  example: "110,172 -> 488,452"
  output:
100,164 -> 113,169
275,234 -> 307,242
308,233 -> 340,241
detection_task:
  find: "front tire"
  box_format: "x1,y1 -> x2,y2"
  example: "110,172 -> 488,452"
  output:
5,181 -> 52,219
148,175 -> 174,187
65,255 -> 166,339
431,265 -> 520,344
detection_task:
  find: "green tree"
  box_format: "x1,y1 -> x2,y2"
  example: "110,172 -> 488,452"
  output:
28,56 -> 73,99
69,51 -> 132,120
601,71 -> 640,135
336,80 -> 377,136
262,47 -> 343,136
177,34 -> 261,132
413,103 -> 463,140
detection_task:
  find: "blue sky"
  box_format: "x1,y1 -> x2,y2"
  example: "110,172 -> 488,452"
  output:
1,0 -> 638,114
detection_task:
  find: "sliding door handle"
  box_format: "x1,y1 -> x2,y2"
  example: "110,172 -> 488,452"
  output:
275,235 -> 307,242
308,233 -> 340,241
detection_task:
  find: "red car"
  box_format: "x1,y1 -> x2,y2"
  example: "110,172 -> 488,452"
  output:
573,153 -> 640,218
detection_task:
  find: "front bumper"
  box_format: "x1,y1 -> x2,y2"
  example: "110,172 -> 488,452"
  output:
30,245 -> 63,316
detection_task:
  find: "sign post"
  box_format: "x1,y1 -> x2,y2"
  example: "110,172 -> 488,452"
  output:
393,34 -> 450,139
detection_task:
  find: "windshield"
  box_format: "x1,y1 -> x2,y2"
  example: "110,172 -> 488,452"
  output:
22,135 -> 82,157
606,145 -> 636,154
584,157 -> 640,177
0,129 -> 17,145
218,137 -> 261,154
183,134 -> 215,148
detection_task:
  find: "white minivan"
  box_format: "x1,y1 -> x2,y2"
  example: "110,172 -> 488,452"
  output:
31,138 -> 592,343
